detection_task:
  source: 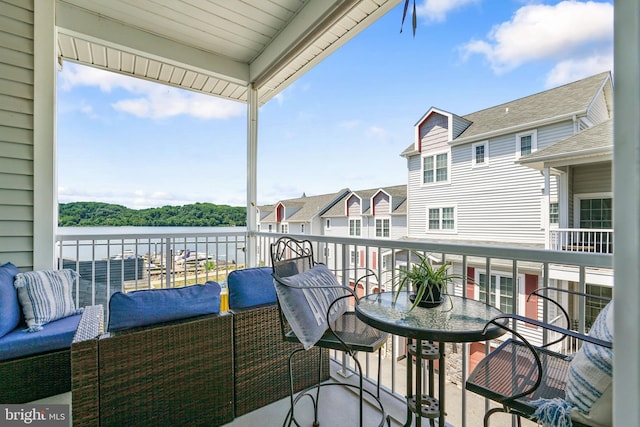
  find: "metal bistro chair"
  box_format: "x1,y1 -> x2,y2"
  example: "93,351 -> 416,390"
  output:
270,236 -> 388,427
466,288 -> 613,427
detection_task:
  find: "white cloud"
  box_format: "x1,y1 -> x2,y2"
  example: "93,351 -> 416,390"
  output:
59,63 -> 244,120
460,1 -> 613,83
417,0 -> 480,23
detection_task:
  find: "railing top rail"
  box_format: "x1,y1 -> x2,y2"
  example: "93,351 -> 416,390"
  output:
56,230 -> 247,241
254,232 -> 613,269
551,228 -> 614,233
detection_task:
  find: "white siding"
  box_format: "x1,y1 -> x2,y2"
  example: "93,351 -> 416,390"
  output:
419,113 -> 449,153
587,90 -> 611,124
572,162 -> 612,195
452,116 -> 470,139
407,121 -> 576,245
0,0 -> 34,269
373,192 -> 389,214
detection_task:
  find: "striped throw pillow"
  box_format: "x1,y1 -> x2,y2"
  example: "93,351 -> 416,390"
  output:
566,301 -> 613,426
14,269 -> 82,332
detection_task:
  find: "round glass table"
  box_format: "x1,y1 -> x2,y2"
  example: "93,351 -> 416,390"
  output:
355,291 -> 507,427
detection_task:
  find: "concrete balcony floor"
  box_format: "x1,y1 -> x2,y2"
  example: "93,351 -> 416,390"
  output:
33,360 -> 535,426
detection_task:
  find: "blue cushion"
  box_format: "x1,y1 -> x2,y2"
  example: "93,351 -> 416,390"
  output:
0,263 -> 20,338
108,283 -> 221,332
227,267 -> 277,310
274,264 -> 348,350
0,314 -> 81,361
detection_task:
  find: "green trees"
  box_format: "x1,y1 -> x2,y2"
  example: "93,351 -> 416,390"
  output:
58,202 -> 246,227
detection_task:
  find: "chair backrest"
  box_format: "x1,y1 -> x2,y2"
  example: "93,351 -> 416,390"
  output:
271,237 -> 316,277
270,237 -> 316,341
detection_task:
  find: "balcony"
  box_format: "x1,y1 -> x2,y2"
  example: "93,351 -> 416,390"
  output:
550,228 -> 614,254
45,228 -> 612,426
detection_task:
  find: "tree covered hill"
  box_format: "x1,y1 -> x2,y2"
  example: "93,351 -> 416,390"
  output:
59,202 -> 246,227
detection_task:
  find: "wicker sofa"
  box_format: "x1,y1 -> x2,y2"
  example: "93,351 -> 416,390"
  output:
0,263 -> 104,404
0,305 -> 103,403
71,284 -> 234,427
227,267 -> 329,417
70,270 -> 329,426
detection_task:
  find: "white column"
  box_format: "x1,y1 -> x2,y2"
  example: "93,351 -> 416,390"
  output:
543,167 -> 550,249
613,0 -> 640,424
246,84 -> 258,268
33,0 -> 57,269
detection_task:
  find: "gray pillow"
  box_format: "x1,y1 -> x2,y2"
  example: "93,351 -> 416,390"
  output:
274,264 -> 348,350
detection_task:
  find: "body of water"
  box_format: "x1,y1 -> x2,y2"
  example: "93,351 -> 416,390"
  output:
57,226 -> 247,264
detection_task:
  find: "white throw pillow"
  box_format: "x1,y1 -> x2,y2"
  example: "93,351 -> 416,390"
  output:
14,269 -> 82,332
274,264 -> 348,350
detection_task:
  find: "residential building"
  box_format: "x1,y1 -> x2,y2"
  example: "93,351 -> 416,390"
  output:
257,190 -> 350,236
258,185 -> 407,294
401,72 -> 614,356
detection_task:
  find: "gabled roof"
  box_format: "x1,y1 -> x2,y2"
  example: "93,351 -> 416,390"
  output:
518,119 -> 613,170
401,71 -> 612,156
258,189 -> 349,223
322,185 -> 407,217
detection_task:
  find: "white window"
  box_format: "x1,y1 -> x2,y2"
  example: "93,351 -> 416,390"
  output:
516,130 -> 537,158
427,207 -> 456,231
300,224 -> 305,234
478,272 -> 515,313
422,152 -> 449,184
472,141 -> 489,167
549,202 -> 559,224
350,250 -> 359,265
280,223 -> 288,233
375,218 -> 390,237
325,219 -> 331,230
349,218 -> 361,236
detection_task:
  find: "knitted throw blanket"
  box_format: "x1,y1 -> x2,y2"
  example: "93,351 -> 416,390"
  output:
533,301 -> 613,427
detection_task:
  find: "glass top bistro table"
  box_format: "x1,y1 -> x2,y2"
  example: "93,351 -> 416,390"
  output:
355,291 -> 507,427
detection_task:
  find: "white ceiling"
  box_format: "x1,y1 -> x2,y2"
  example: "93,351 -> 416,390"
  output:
56,0 -> 400,105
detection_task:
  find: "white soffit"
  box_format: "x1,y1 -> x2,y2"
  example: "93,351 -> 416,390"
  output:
55,0 -> 399,105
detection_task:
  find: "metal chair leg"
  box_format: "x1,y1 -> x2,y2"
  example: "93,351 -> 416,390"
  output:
484,407 -> 508,427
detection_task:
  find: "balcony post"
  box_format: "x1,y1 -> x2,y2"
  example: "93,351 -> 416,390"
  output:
246,83 -> 258,267
33,0 -> 57,269
613,0 -> 640,423
543,167 -> 551,249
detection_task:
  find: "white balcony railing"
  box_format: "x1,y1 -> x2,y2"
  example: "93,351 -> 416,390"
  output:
550,228 -> 614,253
56,229 -> 613,426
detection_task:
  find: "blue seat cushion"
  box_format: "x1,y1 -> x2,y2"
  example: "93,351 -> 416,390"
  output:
108,283 -> 221,332
0,314 -> 81,361
227,267 -> 277,310
0,262 -> 21,338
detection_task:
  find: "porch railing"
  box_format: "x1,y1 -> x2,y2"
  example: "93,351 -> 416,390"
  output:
56,228 -> 613,426
550,228 -> 614,253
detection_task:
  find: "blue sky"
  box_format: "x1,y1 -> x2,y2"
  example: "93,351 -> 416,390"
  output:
56,0 -> 614,209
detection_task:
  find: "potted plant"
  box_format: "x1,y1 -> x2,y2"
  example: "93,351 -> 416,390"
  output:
391,252 -> 462,311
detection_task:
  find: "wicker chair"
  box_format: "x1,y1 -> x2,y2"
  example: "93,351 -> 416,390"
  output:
466,288 -> 613,427
71,311 -> 234,427
270,236 -> 388,427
